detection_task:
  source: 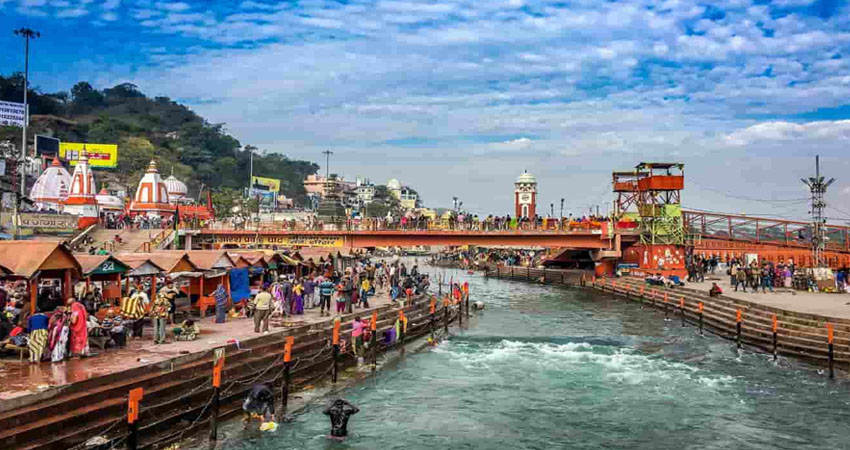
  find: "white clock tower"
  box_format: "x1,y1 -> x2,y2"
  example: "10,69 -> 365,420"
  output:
514,171 -> 537,219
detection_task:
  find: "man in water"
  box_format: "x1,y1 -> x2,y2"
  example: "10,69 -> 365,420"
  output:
242,383 -> 275,426
323,398 -> 359,440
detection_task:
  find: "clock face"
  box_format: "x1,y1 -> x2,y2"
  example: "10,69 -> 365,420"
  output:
519,193 -> 531,202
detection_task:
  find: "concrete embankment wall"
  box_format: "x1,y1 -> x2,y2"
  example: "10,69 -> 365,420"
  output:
0,295 -> 464,450
484,266 -> 850,369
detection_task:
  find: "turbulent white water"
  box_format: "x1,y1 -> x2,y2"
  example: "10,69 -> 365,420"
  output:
210,267 -> 850,450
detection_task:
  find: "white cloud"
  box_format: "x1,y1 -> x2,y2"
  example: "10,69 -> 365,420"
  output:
100,11 -> 118,21
725,121 -> 850,146
239,1 -> 277,10
155,1 -> 189,12
30,0 -> 850,212
55,7 -> 87,17
101,0 -> 119,10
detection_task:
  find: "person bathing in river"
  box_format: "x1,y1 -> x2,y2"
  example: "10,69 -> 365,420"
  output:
242,383 -> 275,426
324,399 -> 359,440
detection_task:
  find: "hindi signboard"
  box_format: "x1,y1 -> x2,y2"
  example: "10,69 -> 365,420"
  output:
211,234 -> 344,248
18,213 -> 78,230
0,101 -> 25,127
60,142 -> 118,168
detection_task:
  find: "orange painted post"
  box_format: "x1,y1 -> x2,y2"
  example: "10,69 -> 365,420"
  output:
443,298 -> 450,334
698,302 -> 704,336
332,319 -> 340,383
663,293 -> 669,320
680,297 -> 685,327
127,387 -> 144,450
827,323 -> 835,379
209,347 -> 225,444
430,297 -> 437,340
772,315 -> 778,360
736,309 -> 743,349
371,311 -> 378,370
283,336 -> 294,412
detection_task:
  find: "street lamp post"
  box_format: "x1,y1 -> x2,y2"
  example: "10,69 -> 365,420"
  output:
14,27 -> 39,198
560,198 -> 564,219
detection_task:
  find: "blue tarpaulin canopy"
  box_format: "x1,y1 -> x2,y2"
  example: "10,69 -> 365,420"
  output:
229,268 -> 251,302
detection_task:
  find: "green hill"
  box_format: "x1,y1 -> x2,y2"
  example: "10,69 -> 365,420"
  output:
0,73 -> 318,206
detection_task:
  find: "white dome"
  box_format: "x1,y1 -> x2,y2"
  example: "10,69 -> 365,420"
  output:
387,178 -> 402,190
30,157 -> 71,208
165,175 -> 188,201
516,171 -> 536,184
96,188 -> 124,210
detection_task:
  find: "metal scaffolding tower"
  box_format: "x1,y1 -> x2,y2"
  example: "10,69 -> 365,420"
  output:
802,155 -> 834,268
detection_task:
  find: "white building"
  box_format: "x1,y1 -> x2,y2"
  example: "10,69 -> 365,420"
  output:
356,177 -> 375,204
387,178 -> 419,210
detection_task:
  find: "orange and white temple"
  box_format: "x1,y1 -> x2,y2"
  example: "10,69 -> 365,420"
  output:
129,160 -> 176,217
62,150 -> 99,228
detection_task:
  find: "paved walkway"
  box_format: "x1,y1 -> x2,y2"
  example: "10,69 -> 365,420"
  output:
0,286 -> 396,403
686,274 -> 850,320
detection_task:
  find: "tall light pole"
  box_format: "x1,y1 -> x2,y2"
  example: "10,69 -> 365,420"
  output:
322,149 -> 333,179
14,27 -> 39,198
560,198 -> 564,220
802,155 -> 834,267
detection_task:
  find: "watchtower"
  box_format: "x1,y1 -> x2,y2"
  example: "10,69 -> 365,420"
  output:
635,162 -> 685,246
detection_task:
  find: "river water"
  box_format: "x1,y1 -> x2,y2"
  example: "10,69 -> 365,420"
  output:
215,266 -> 850,450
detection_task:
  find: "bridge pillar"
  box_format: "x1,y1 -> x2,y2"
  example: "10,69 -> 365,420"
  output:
594,260 -> 615,277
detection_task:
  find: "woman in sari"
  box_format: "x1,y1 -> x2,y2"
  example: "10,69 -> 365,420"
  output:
68,297 -> 89,357
294,280 -> 304,315
47,307 -> 69,362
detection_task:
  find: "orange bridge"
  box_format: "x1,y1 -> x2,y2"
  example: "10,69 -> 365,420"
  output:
194,228 -> 639,252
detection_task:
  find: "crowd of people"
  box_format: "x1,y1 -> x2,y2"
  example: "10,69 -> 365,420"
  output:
236,259 -> 432,336
220,212 -> 627,233
432,247 -> 547,270
728,259 -> 795,293
100,212 -> 176,230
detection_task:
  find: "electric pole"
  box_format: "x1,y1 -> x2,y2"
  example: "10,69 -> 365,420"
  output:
14,27 -> 39,198
802,155 -> 834,268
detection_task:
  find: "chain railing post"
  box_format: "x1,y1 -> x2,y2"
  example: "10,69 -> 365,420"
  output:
127,387 -> 143,450
283,337 -> 293,413
332,319 -> 340,383
209,347 -> 224,445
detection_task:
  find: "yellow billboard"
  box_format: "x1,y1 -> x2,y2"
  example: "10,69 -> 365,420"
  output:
252,176 -> 281,192
60,143 -> 118,168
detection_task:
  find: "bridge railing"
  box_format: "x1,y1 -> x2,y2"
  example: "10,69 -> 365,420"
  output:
683,210 -> 850,252
202,218 -> 641,233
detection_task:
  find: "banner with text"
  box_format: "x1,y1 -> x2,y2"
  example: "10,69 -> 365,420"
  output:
251,176 -> 281,192
0,101 -> 25,127
211,234 -> 344,247
60,142 -> 118,168
0,213 -> 78,231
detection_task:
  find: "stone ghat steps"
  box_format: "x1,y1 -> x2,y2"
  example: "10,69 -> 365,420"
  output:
598,278 -> 848,366
139,311 -> 448,450
0,297 -> 450,450
612,281 -> 850,348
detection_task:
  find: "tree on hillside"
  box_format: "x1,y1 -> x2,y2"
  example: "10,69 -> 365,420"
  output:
0,73 -> 320,201
70,81 -> 104,114
367,185 -> 402,217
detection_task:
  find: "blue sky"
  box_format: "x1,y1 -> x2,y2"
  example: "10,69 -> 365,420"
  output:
3,0 -> 850,219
